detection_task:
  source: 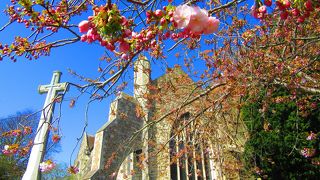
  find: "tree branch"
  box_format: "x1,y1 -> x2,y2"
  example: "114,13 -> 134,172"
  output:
0,21 -> 14,32
208,0 -> 245,15
127,0 -> 150,6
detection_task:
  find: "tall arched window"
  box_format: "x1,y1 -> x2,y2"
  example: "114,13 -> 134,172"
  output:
169,113 -> 214,180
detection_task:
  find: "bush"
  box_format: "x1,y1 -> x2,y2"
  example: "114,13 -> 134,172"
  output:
241,88 -> 320,179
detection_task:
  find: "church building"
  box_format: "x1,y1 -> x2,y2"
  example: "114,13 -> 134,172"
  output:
74,56 -> 246,180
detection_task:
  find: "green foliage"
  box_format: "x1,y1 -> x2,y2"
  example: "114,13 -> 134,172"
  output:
241,88 -> 320,179
0,155 -> 24,179
0,111 -> 61,179
0,110 -> 38,179
93,4 -> 124,40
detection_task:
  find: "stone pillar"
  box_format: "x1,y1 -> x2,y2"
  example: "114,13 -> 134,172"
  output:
134,56 -> 151,180
209,144 -> 219,180
90,131 -> 105,172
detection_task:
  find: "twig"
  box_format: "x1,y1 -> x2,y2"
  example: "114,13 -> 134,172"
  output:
26,37 -> 79,51
127,0 -> 150,6
167,38 -> 187,52
0,21 -> 14,32
208,0 -> 245,15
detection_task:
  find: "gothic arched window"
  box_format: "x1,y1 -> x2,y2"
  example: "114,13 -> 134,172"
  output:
169,112 -> 214,180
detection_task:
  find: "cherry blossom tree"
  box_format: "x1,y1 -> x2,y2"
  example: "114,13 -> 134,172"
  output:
0,110 -> 61,178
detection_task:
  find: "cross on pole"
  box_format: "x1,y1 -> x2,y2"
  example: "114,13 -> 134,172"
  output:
22,71 -> 68,180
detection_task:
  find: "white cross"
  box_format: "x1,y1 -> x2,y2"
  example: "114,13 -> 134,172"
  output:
23,71 -> 68,180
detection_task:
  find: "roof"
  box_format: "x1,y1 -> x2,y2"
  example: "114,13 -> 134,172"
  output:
86,134 -> 95,150
152,66 -> 187,84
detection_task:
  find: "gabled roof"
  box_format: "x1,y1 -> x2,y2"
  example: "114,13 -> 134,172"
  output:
152,66 -> 189,84
74,133 -> 95,164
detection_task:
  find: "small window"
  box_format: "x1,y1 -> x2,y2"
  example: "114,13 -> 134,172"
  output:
135,149 -> 143,162
180,112 -> 190,121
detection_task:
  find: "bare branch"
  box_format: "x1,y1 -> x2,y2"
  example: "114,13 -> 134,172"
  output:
273,79 -> 320,94
26,37 -> 80,51
0,21 -> 14,32
167,38 -> 186,52
208,0 -> 245,15
127,0 -> 150,6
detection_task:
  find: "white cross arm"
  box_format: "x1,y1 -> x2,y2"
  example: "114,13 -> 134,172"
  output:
38,71 -> 68,94
38,82 -> 68,94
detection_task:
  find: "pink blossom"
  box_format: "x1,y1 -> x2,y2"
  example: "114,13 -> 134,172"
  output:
150,39 -> 156,46
2,150 -> 12,156
105,42 -> 115,51
164,31 -> 170,39
120,16 -> 127,25
2,144 -> 18,156
155,9 -> 163,17
88,16 -> 94,21
80,34 -> 87,42
40,160 -> 56,172
119,41 -> 130,53
86,29 -> 94,43
92,34 -> 101,41
78,20 -> 90,33
121,53 -> 128,60
131,32 -> 138,38
52,134 -> 61,143
307,131 -> 317,140
203,17 -> 220,34
100,40 -> 107,46
146,31 -> 153,39
187,6 -> 209,33
264,0 -> 272,7
301,147 -> 316,158
251,6 -> 264,19
23,127 -> 32,135
283,0 -> 291,9
146,11 -> 151,18
173,5 -> 219,34
160,17 -> 166,25
173,5 -> 193,29
259,5 -> 267,13
280,11 -> 288,20
12,130 -> 21,136
291,8 -> 300,16
124,29 -> 132,37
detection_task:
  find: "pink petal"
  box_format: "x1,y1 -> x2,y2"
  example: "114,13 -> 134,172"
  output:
78,20 -> 89,33
203,17 -> 220,34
